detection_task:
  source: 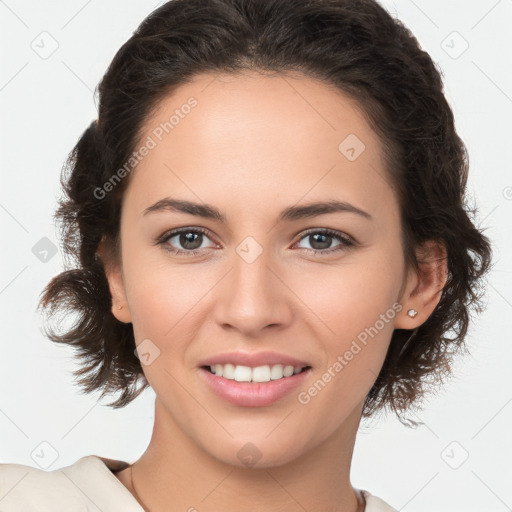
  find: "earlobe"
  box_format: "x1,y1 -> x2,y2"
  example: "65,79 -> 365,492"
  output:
105,265 -> 132,323
395,239 -> 448,329
96,240 -> 132,324
113,302 -> 131,323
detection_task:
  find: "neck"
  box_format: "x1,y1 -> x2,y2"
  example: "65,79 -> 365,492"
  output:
129,398 -> 365,512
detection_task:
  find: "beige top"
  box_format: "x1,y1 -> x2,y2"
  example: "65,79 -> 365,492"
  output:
0,455 -> 398,511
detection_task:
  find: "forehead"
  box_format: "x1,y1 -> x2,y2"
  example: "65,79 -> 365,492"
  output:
140,70 -> 379,156
125,71 -> 395,222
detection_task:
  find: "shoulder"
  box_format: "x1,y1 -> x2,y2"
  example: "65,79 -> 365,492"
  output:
361,489 -> 399,512
0,458 -> 85,511
0,455 -> 133,512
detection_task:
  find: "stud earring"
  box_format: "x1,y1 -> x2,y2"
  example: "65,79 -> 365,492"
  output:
117,304 -> 123,310
407,308 -> 418,318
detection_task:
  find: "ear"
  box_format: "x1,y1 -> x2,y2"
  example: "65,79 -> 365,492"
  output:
96,238 -> 132,324
395,239 -> 448,329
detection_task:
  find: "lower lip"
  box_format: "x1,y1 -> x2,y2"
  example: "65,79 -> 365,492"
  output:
198,367 -> 311,407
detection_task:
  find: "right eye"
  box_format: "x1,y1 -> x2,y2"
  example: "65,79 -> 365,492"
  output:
157,227 -> 218,256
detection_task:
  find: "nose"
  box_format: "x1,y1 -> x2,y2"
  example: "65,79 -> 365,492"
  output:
212,243 -> 293,337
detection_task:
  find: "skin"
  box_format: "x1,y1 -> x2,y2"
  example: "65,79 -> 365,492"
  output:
99,71 -> 447,512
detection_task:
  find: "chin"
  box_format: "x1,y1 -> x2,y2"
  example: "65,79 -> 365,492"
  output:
204,433 -> 311,470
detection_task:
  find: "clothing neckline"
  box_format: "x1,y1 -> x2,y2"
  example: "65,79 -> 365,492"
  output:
77,455 -> 144,511
87,455 -> 392,512
94,454 -> 131,474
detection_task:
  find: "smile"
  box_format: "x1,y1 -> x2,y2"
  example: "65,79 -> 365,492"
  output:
205,363 -> 310,383
199,365 -> 312,407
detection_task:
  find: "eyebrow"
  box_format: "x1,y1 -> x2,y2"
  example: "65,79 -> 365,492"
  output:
143,197 -> 372,222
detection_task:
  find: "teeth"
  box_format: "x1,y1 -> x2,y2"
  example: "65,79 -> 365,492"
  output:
252,365 -> 270,382
208,364 -> 306,383
234,365 -> 252,382
270,364 -> 284,380
222,363 -> 235,379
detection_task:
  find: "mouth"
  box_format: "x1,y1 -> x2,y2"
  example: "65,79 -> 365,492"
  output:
198,364 -> 312,407
202,363 -> 312,383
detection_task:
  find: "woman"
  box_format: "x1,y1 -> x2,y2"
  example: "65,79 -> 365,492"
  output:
0,0 -> 492,510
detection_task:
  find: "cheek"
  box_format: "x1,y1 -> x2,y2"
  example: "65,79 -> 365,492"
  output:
293,263 -> 399,439
122,261 -> 210,395
293,253 -> 401,340
122,250 -> 213,346
289,252 -> 401,403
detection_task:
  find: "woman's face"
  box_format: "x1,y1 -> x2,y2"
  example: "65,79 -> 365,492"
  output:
108,71 -> 418,467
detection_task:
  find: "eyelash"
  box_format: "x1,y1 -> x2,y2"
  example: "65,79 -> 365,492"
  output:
156,227 -> 355,257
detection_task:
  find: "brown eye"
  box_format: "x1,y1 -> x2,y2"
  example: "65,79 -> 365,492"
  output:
174,231 -> 203,251
296,229 -> 354,255
158,227 -> 217,256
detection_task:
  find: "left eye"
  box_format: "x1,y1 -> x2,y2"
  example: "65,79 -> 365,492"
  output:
295,229 -> 354,254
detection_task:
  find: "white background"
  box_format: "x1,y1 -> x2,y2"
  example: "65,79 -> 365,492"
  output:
1,1 -> 511,511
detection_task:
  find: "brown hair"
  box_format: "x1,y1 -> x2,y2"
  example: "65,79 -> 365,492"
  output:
38,0 -> 493,426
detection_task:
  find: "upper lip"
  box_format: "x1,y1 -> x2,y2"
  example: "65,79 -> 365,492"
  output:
198,351 -> 311,368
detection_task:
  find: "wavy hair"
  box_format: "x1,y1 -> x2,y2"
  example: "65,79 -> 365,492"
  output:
38,0 -> 493,426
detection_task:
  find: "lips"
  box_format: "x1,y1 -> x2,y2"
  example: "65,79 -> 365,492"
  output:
197,350 -> 312,407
